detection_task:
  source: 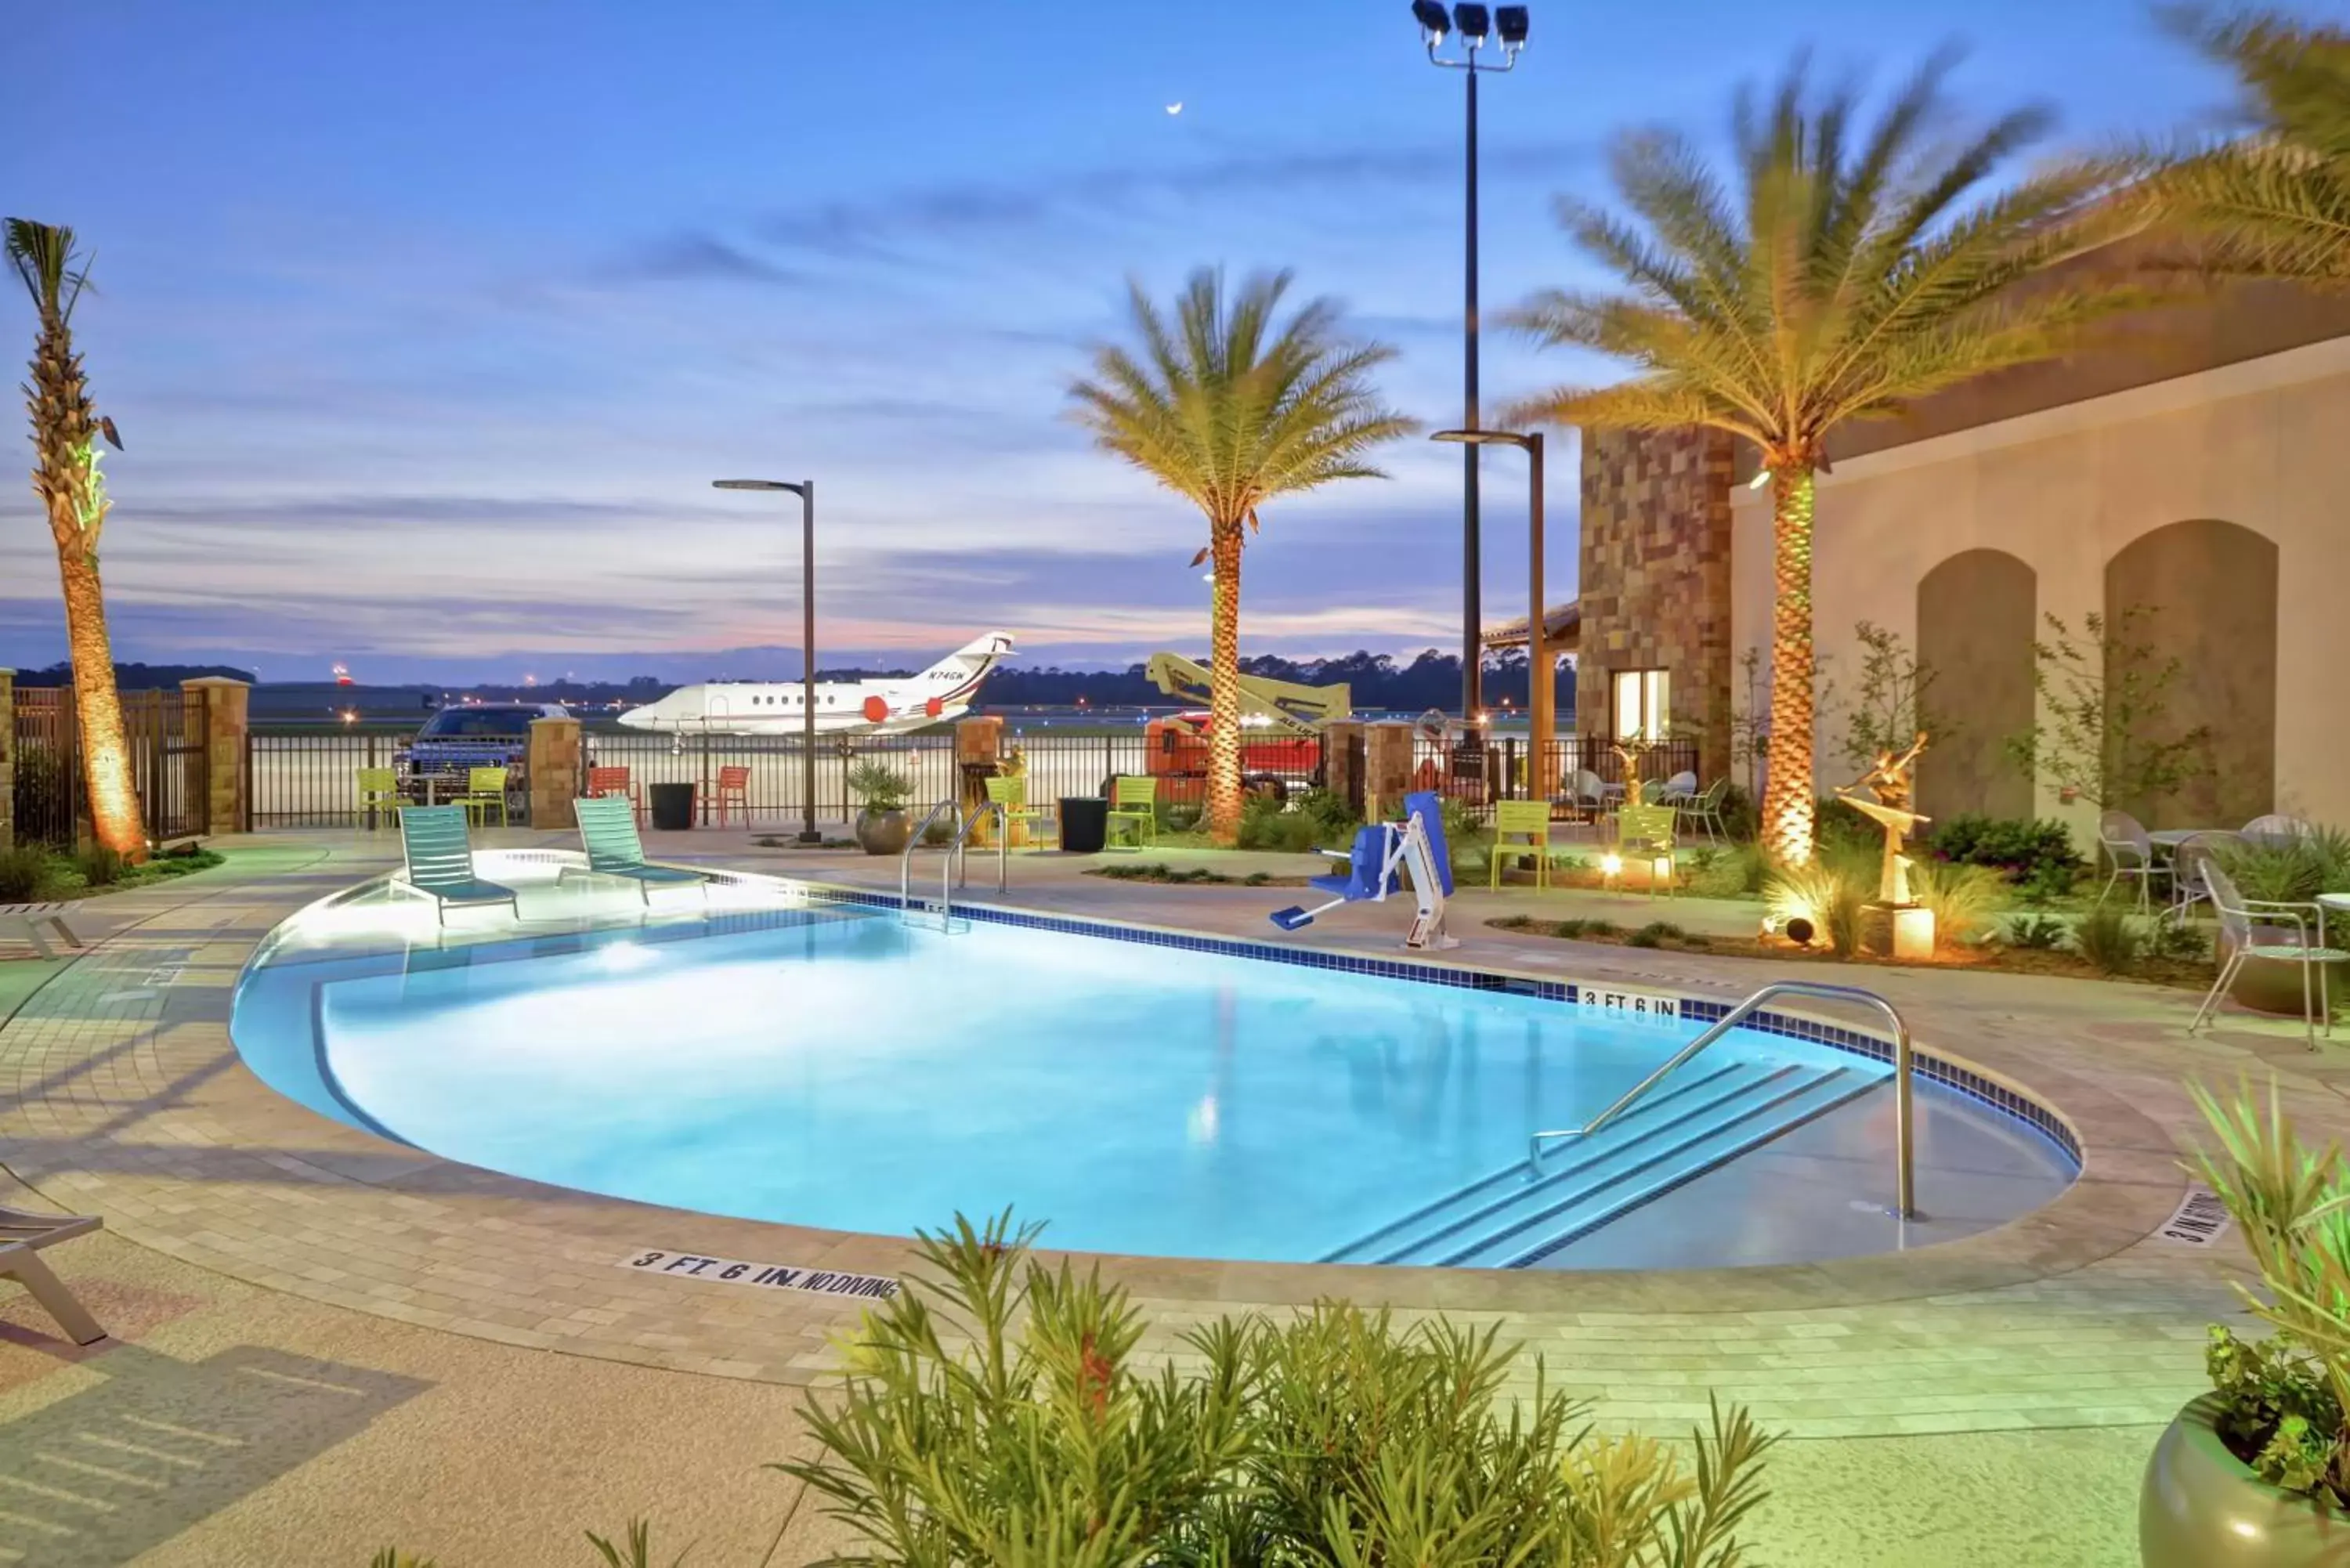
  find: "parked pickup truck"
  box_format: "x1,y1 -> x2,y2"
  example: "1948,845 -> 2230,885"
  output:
1144,710 -> 1321,804
393,703 -> 574,807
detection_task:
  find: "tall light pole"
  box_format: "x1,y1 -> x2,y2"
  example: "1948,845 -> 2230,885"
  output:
1413,2 -> 1529,721
712,477 -> 820,844
1432,428 -> 1550,797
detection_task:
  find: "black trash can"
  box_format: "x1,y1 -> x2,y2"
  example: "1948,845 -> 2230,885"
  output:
1058,796 -> 1108,854
648,782 -> 696,832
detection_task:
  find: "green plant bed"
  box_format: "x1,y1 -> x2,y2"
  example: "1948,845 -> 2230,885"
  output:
0,844 -> 226,904
1085,862 -> 1300,887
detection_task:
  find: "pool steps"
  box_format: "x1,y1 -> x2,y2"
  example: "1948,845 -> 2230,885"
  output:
1321,1058 -> 1885,1269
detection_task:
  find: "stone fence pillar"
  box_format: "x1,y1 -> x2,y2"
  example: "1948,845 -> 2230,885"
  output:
1365,721 -> 1417,824
1321,720 -> 1365,819
180,677 -> 249,835
528,716 -> 583,830
0,669 -> 14,853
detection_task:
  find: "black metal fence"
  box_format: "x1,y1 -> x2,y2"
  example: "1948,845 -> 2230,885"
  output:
13,687 -> 208,848
1408,734 -> 1703,822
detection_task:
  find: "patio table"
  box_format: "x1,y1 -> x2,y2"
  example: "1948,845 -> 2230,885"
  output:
2149,828 -> 2239,847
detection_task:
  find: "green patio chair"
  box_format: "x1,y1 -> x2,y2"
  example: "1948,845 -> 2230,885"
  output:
356,766 -> 401,829
396,805 -> 519,924
1489,800 -> 1555,890
1614,802 -> 1679,898
456,765 -> 510,828
985,775 -> 1059,851
1106,775 -> 1157,849
562,795 -> 709,905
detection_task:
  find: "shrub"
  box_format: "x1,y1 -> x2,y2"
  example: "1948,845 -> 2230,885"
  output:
0,847 -> 55,902
1766,859 -> 1867,956
845,761 -> 913,814
2072,903 -> 2143,974
1910,860 -> 2006,948
1236,792 -> 1334,854
1926,814 -> 2084,891
772,1212 -> 1776,1566
1813,797 -> 1882,860
2154,919 -> 2211,963
2216,828 -> 2350,905
1685,842 -> 1765,900
2189,1081 -> 2350,1505
2004,912 -> 2067,950
74,845 -> 123,888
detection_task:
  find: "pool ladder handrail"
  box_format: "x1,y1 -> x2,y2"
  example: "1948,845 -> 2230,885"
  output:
898,799 -> 1007,928
1528,979 -> 1916,1219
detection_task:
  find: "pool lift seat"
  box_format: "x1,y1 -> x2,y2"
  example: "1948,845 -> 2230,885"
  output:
1268,789 -> 1457,952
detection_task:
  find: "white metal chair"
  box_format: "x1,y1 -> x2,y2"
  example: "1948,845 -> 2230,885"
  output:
1685,778 -> 1731,844
1562,768 -> 1612,829
2164,833 -> 2229,927
1656,770 -> 1698,804
2191,862 -> 2348,1050
2241,814 -> 2315,848
2097,810 -> 2166,912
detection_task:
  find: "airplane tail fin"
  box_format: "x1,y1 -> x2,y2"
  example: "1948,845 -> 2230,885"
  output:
917,630 -> 1017,686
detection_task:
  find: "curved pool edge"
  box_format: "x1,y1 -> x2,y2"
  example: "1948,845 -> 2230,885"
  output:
0,838 -> 2219,1422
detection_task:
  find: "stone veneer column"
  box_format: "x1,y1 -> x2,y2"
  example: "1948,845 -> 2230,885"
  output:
0,670 -> 13,852
1574,427 -> 1736,781
1320,720 -> 1365,818
180,677 -> 249,834
527,716 -> 583,830
1364,722 -> 1415,823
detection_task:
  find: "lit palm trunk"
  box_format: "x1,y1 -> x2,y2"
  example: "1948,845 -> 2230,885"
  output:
1764,468 -> 1817,864
8,219 -> 146,858
1206,526 -> 1245,842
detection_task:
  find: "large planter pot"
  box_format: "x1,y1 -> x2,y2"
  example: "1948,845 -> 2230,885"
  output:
2229,926 -> 2330,1018
854,808 -> 911,856
2140,1394 -> 2349,1566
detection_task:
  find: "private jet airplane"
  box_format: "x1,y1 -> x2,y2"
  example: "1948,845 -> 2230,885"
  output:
616,631 -> 1017,738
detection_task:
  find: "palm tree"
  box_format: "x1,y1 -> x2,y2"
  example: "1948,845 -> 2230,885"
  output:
1069,269 -> 1414,844
1504,54 -> 2142,865
2149,5 -> 2350,284
8,219 -> 147,858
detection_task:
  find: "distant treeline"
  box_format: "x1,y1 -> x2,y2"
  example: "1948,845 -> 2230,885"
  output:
15,661 -> 257,688
980,649 -> 1570,714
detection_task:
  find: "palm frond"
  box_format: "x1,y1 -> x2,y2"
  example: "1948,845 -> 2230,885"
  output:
4,219 -> 92,321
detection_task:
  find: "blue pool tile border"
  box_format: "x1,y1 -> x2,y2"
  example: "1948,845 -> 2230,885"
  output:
839,887 -> 2082,1168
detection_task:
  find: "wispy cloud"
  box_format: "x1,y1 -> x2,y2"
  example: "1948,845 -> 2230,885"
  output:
603,232 -> 812,289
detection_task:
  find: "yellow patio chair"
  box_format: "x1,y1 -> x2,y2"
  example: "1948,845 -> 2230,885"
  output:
1615,801 -> 1679,897
1106,775 -> 1158,849
456,765 -> 509,828
1489,800 -> 1554,889
356,766 -> 401,829
985,775 -> 1060,851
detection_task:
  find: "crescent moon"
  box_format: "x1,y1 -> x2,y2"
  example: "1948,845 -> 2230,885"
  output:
1166,101 -> 1183,115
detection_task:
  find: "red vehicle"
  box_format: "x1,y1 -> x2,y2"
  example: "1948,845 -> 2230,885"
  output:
1145,711 -> 1321,804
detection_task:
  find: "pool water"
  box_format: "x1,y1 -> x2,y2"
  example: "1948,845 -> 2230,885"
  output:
231,901 -> 2069,1266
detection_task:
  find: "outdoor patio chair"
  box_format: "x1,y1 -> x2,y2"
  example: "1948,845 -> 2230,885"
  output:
714,765 -> 751,826
1615,802 -> 1679,898
2165,833 -> 2229,927
395,805 -> 519,925
1563,768 -> 1612,829
455,765 -> 509,829
2241,813 -> 2315,848
1107,775 -> 1158,849
984,775 -> 1059,851
1657,770 -> 1698,804
2096,810 -> 2165,912
1489,800 -> 1556,890
586,765 -> 644,828
2191,862 -> 2348,1050
0,1204 -> 106,1346
0,902 -> 82,961
561,795 -> 709,905
356,766 -> 401,829
1685,778 -> 1731,844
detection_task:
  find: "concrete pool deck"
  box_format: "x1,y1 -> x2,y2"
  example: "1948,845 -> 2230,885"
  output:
0,828 -> 2334,1565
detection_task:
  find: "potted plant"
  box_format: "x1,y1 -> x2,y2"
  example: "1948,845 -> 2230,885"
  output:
2213,836 -> 2350,1019
2140,1082 -> 2350,1565
847,760 -> 914,856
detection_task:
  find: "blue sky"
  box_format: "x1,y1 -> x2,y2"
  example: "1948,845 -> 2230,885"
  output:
0,1 -> 2234,682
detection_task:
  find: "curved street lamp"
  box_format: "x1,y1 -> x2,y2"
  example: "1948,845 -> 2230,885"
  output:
712,478 -> 820,844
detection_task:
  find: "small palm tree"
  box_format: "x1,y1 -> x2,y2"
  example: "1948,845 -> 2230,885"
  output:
1069,269 -> 1414,844
8,219 -> 147,858
1505,54 -> 2142,864
2149,4 -> 2350,284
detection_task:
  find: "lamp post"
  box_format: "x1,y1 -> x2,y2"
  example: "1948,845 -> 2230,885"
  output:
712,477 -> 820,844
1412,2 -> 1529,721
1432,428 -> 1551,797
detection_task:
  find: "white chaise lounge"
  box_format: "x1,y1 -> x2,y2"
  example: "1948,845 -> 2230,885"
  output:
0,1205 -> 106,1344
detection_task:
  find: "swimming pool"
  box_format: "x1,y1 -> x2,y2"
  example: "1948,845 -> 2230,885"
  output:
230,878 -> 2077,1268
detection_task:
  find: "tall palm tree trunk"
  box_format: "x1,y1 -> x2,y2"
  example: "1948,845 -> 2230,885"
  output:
1206,523 -> 1246,845
1762,468 -> 1817,865
52,537 -> 146,856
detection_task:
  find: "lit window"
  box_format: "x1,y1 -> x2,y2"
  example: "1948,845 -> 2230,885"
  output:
1612,669 -> 1669,740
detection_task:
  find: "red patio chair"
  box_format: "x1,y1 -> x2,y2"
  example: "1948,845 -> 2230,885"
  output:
714,764 -> 752,826
586,765 -> 643,827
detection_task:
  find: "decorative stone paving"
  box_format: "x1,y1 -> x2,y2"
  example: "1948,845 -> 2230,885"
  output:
0,832 -> 2327,1447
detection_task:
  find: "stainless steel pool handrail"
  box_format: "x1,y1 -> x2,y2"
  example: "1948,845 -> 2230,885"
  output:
1528,980 -> 1916,1219
898,799 -> 1008,929
899,800 -> 961,921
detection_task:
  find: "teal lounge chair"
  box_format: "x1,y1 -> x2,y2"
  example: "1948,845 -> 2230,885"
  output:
563,794 -> 710,904
396,804 -> 519,924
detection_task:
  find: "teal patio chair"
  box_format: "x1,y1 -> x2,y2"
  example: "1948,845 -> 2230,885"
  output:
396,805 -> 519,925
561,795 -> 710,905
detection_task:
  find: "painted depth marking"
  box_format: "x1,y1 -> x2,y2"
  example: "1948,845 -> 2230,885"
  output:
1574,986 -> 1683,1022
618,1249 -> 900,1299
2157,1187 -> 2232,1247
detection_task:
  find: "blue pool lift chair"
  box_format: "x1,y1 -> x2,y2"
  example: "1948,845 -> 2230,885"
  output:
562,794 -> 712,905
395,804 -> 520,925
1267,789 -> 1457,951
